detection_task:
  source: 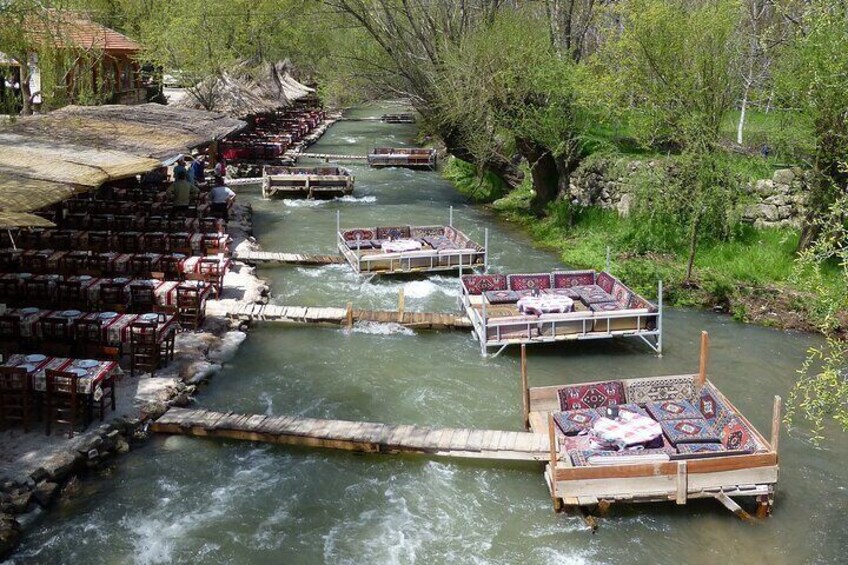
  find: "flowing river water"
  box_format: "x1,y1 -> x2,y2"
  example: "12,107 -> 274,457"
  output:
11,105 -> 848,564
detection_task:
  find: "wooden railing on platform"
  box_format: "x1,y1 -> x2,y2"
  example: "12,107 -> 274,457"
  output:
151,407 -> 550,461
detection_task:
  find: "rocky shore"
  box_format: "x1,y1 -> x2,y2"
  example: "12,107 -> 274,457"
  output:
0,201 -> 269,560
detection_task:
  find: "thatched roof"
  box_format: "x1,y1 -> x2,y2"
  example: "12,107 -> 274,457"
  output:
0,104 -> 245,223
175,60 -> 315,118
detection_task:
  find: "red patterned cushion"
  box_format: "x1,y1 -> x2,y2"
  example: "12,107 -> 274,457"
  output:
508,273 -> 552,291
646,399 -> 702,421
611,280 -> 634,307
720,417 -> 760,452
552,270 -> 595,288
661,417 -> 721,445
342,228 -> 375,241
542,287 -> 580,299
596,271 -> 616,293
375,225 -> 411,240
590,301 -> 620,313
553,409 -> 599,436
576,285 -> 614,304
484,290 -> 519,304
461,274 -> 506,295
557,381 -> 625,410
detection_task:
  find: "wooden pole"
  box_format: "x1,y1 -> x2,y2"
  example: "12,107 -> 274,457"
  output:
548,413 -> 562,512
520,345 -> 529,430
675,461 -> 688,505
397,288 -> 405,323
771,395 -> 782,453
346,301 -> 353,329
697,331 -> 710,388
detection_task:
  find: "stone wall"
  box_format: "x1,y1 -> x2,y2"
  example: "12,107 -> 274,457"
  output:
568,157 -> 808,229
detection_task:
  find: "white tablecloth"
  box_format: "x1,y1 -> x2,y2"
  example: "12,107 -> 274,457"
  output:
382,239 -> 423,253
517,295 -> 574,315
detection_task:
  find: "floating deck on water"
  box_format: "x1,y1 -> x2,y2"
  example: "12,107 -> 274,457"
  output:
151,407 -> 550,461
367,147 -> 437,170
234,251 -> 346,265
261,165 -> 354,199
290,152 -> 369,162
219,301 -> 471,330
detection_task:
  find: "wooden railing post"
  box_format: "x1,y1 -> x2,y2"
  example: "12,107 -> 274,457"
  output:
346,301 -> 353,329
397,288 -> 405,323
521,345 -> 529,430
548,413 -> 561,512
697,331 -> 710,388
771,395 -> 782,453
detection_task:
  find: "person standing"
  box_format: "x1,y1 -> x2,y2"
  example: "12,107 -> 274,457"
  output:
213,157 -> 227,179
165,170 -> 198,216
191,154 -> 207,187
173,156 -> 188,181
209,176 -> 236,222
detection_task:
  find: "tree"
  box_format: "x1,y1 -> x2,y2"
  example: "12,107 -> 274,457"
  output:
598,0 -> 744,281
775,3 -> 848,251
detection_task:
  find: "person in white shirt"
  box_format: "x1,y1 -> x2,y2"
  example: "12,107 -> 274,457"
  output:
209,176 -> 236,222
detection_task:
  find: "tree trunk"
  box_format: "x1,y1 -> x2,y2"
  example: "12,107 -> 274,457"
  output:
516,137 -> 561,215
736,85 -> 749,146
440,125 -> 523,188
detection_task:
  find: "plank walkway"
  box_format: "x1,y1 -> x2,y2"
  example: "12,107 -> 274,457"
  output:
234,250 -> 346,266
292,152 -> 369,161
221,301 -> 471,330
152,408 -> 550,462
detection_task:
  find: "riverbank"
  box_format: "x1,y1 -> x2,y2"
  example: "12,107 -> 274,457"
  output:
0,201 -> 268,559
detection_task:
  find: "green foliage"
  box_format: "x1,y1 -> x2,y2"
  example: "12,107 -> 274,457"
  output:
442,157 -> 507,203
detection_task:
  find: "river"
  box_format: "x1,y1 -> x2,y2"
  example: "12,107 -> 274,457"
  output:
11,105 -> 848,564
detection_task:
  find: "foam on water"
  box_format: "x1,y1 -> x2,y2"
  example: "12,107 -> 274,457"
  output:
281,195 -> 376,208
348,321 -> 415,336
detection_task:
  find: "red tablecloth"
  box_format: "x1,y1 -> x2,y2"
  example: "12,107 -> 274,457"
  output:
3,354 -> 120,394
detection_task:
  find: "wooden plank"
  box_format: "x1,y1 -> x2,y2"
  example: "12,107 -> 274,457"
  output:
449,428 -> 472,451
465,430 -> 485,452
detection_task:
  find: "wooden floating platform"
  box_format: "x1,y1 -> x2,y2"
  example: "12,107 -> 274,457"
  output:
151,407 -> 550,462
234,250 -> 346,266
220,302 -> 471,330
262,165 -> 354,199
290,152 -> 369,162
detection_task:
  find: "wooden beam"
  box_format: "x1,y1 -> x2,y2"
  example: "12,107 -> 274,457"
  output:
346,301 -> 353,329
771,395 -> 782,453
675,461 -> 688,505
713,491 -> 753,521
548,413 -> 561,512
521,345 -> 530,431
397,288 -> 405,323
697,331 -> 709,388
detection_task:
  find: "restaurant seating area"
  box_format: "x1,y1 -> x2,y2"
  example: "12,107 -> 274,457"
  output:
220,105 -> 326,163
366,147 -> 437,170
337,223 -> 487,275
0,175 -> 233,439
460,269 -> 662,355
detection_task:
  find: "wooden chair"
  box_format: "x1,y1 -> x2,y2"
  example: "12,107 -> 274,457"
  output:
156,254 -> 185,281
129,321 -> 161,377
58,251 -> 90,276
130,255 -> 156,278
73,318 -> 111,359
37,316 -> 73,356
117,232 -> 142,254
0,315 -> 23,355
0,249 -> 21,271
201,234 -> 226,256
21,253 -> 49,274
145,216 -> 168,232
167,233 -> 192,255
90,214 -> 115,231
57,279 -> 88,310
63,212 -> 90,230
23,278 -> 51,308
166,218 -> 187,232
129,283 -> 156,313
0,366 -> 33,432
197,259 -> 224,297
18,230 -> 44,249
44,370 -> 85,438
49,231 -> 73,251
87,232 -> 112,254
143,232 -> 169,254
99,282 -> 129,311
176,285 -> 204,330
199,217 -> 221,233
92,252 -> 116,276
0,278 -> 20,303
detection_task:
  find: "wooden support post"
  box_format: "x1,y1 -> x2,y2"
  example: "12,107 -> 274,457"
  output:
548,413 -> 562,513
675,461 -> 688,505
520,345 -> 530,431
697,330 -> 710,388
346,301 -> 353,329
771,395 -> 782,453
397,288 -> 405,323
714,492 -> 753,521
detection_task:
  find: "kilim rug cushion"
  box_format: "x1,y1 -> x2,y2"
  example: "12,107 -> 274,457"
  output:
625,375 -> 698,405
507,273 -> 552,292
661,417 -> 721,445
646,399 -> 703,421
557,381 -> 626,410
553,409 -> 600,436
461,274 -> 506,295
552,270 -> 595,288
483,290 -> 520,304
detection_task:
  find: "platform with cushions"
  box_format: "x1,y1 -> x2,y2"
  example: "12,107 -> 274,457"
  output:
337,223 -> 486,275
459,269 -> 661,354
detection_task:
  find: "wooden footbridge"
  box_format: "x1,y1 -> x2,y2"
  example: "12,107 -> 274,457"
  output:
234,250 -> 345,266
290,152 -> 368,162
220,301 -> 472,330
151,408 -> 550,462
